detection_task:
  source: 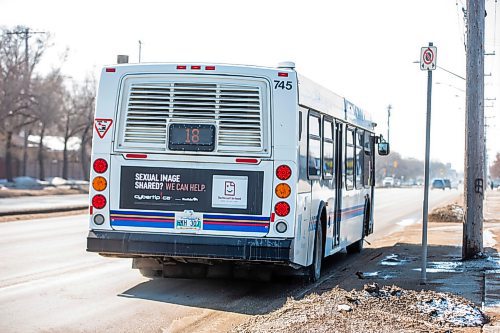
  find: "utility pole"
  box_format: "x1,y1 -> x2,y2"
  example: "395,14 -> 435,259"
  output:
463,0 -> 485,259
387,105 -> 392,142
138,40 -> 143,63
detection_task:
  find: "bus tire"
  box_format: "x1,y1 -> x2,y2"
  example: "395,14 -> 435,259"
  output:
138,268 -> 162,278
346,238 -> 364,254
308,222 -> 323,282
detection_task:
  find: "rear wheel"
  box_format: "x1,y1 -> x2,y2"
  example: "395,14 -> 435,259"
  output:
346,238 -> 364,253
308,222 -> 323,282
138,268 -> 162,278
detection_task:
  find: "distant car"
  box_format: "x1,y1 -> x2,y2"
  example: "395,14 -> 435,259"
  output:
432,178 -> 446,190
443,179 -> 452,189
383,177 -> 394,187
493,179 -> 500,189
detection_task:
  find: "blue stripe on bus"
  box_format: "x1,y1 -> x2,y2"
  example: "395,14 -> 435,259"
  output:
110,210 -> 175,218
111,219 -> 267,232
203,224 -> 269,232
110,210 -> 269,222
110,211 -> 269,232
112,220 -> 174,228
341,204 -> 365,212
203,214 -> 270,222
337,204 -> 366,222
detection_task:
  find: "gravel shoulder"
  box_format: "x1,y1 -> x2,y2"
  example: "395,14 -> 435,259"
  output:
232,190 -> 500,333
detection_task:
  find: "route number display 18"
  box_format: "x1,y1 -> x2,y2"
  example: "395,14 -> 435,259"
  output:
168,124 -> 215,152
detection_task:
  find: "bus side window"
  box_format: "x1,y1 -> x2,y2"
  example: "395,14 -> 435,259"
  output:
355,129 -> 363,189
299,111 -> 302,141
363,132 -> 372,187
308,112 -> 321,178
345,127 -> 355,190
370,134 -> 376,186
323,118 -> 334,180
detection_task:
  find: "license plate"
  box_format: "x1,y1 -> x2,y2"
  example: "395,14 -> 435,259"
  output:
175,211 -> 203,231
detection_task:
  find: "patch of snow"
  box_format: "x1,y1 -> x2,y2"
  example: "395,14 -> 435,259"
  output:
47,177 -> 67,186
397,218 -> 416,227
413,261 -> 463,273
13,177 -> 42,188
380,254 -> 409,266
418,296 -> 486,327
484,229 -> 497,248
337,304 -> 352,312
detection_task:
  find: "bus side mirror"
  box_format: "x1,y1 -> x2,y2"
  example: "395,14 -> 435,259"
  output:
378,142 -> 390,156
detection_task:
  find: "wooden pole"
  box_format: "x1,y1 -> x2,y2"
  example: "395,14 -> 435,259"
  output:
463,0 -> 485,259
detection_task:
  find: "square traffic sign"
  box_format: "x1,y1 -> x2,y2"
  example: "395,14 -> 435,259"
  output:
420,46 -> 437,70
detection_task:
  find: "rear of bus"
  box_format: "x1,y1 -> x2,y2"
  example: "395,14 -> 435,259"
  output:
86,63 -> 301,274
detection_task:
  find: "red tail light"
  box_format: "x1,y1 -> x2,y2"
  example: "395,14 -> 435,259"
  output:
92,195 -> 107,209
276,165 -> 292,180
93,159 -> 108,173
275,201 -> 290,217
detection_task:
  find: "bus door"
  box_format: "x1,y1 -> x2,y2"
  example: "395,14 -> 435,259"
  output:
332,121 -> 343,248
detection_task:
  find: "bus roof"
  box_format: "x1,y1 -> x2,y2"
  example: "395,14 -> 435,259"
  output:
101,62 -> 375,131
297,74 -> 375,131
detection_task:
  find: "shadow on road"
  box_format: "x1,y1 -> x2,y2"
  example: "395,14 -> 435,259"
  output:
117,243 -> 499,316
118,273 -> 305,315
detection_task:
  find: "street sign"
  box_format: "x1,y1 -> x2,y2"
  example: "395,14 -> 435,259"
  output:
420,46 -> 437,70
94,118 -> 113,139
420,42 -> 435,284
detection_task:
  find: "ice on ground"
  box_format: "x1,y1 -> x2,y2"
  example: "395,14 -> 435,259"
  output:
413,261 -> 464,273
397,218 -> 416,227
418,296 -> 487,327
484,229 -> 497,247
380,254 -> 409,266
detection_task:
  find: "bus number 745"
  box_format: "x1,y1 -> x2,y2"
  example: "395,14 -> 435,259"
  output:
274,80 -> 292,90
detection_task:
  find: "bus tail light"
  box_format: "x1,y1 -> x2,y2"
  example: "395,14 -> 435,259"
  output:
275,183 -> 291,198
92,195 -> 107,209
276,165 -> 292,180
275,202 -> 290,217
92,176 -> 107,191
93,159 -> 108,173
276,221 -> 288,233
93,214 -> 105,225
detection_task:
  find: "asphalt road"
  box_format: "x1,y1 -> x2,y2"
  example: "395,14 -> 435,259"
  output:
0,194 -> 88,215
0,188 -> 460,333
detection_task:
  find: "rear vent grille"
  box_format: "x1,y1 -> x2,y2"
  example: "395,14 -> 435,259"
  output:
120,81 -> 264,152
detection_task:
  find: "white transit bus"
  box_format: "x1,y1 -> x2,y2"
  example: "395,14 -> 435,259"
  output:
86,62 -> 388,281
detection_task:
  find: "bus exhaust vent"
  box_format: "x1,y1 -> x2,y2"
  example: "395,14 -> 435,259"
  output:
119,81 -> 265,153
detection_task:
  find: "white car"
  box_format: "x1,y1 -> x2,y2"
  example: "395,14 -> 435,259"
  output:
383,177 -> 394,187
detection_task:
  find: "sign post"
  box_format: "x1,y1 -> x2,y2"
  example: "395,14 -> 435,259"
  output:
420,42 -> 436,284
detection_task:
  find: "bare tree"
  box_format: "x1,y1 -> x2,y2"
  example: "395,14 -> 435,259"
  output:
490,153 -> 500,179
58,82 -> 80,179
0,26 -> 50,181
71,76 -> 96,181
31,70 -> 65,181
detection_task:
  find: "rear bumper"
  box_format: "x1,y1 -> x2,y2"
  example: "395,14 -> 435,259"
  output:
87,230 -> 292,262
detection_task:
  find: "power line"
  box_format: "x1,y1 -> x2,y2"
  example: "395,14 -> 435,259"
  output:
456,0 -> 467,51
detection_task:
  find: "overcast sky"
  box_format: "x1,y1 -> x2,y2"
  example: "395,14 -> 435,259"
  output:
1,0 -> 499,172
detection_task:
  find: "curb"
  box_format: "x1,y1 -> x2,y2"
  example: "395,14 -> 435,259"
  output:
0,205 -> 89,216
483,269 -> 500,332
